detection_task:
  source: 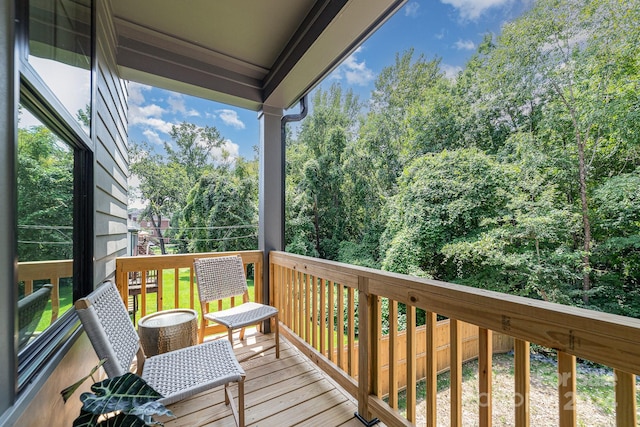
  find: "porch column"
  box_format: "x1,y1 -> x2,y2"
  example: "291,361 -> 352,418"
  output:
258,104 -> 283,331
0,0 -> 17,414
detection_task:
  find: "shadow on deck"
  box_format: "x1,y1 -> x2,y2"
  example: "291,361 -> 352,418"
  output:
158,327 -> 383,427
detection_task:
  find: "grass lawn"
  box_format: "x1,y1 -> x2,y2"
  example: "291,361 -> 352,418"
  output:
31,269 -> 255,338
132,268 -> 255,319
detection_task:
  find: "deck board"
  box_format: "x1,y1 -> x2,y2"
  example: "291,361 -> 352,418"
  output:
161,328 -> 387,427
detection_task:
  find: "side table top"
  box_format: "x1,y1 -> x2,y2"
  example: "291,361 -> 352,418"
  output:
138,308 -> 197,329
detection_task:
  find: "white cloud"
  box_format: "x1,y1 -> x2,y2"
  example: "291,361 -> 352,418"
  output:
404,2 -> 420,17
167,94 -> 200,117
216,109 -> 246,129
441,63 -> 463,80
128,82 -> 151,105
440,0 -> 513,21
330,47 -> 375,86
435,29 -> 446,40
454,39 -> 476,50
211,139 -> 240,163
142,129 -> 163,145
128,103 -> 173,135
126,85 -> 174,136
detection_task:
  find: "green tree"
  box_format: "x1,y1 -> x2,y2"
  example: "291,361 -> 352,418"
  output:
442,133 -> 582,300
381,148 -> 509,278
286,84 -> 361,260
178,159 -> 258,253
130,121 -> 227,254
165,122 -> 224,186
481,0 -> 640,302
129,141 -> 187,254
17,125 -> 74,262
590,170 -> 640,316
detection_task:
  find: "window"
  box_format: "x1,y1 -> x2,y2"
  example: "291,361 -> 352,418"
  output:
27,0 -> 92,134
16,0 -> 93,390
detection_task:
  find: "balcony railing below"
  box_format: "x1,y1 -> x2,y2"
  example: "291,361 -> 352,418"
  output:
113,250 -> 639,426
270,251 -> 639,427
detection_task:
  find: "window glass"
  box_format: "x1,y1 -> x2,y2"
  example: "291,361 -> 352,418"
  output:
28,0 -> 91,133
17,106 -> 74,351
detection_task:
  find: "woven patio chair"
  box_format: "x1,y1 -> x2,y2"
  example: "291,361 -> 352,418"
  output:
75,281 -> 246,427
194,256 -> 279,361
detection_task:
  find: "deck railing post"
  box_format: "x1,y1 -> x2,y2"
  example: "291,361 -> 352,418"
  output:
356,276 -> 380,426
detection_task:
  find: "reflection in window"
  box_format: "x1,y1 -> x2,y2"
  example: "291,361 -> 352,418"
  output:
17,107 -> 74,350
28,0 -> 91,133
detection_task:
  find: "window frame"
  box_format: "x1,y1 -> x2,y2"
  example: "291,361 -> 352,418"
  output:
14,0 -> 95,393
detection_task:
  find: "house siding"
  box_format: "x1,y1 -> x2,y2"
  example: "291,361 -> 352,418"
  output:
94,0 -> 129,286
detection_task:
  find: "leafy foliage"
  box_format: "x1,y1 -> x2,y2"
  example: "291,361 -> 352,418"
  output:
17,125 -> 74,262
63,365 -> 172,427
283,0 -> 640,318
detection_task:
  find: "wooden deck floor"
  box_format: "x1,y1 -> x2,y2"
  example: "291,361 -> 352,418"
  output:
158,328 -> 384,427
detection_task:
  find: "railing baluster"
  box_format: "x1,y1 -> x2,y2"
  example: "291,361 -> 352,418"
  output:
348,287 -> 355,376
292,270 -> 298,335
479,328 -> 493,427
328,280 -> 335,363
140,270 -> 147,317
375,295 -> 382,398
614,369 -> 637,427
388,300 -> 399,409
173,267 -> 179,309
451,319 -> 462,427
189,267 -> 195,309
312,275 -> 318,350
320,278 -> 327,357
337,283 -> 345,370
515,339 -> 530,427
305,273 -> 311,344
357,277 -> 374,423
558,351 -> 576,427
286,267 -> 293,328
406,304 -> 417,423
51,277 -> 60,322
426,311 -> 437,427
157,269 -> 163,311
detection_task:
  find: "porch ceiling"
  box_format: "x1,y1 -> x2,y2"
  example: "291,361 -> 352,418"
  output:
111,0 -> 406,111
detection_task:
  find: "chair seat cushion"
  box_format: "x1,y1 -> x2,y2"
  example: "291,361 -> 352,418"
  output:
205,302 -> 278,329
142,339 -> 245,405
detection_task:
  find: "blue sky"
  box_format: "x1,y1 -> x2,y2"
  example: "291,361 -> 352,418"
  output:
127,0 -> 534,161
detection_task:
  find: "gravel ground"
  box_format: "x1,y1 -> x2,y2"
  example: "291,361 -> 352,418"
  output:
411,354 -> 621,427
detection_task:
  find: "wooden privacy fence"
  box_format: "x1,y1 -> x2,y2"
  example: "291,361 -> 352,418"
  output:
331,320 -> 513,396
270,250 -> 640,427
17,259 -> 72,323
114,250 -> 264,336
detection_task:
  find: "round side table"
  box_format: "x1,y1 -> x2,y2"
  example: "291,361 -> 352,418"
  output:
138,309 -> 198,356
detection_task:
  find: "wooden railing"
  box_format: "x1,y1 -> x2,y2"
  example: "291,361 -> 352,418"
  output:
270,251 -> 640,427
114,250 -> 263,335
17,259 -> 73,323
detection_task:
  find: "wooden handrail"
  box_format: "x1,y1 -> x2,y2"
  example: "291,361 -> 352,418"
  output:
270,250 -> 640,427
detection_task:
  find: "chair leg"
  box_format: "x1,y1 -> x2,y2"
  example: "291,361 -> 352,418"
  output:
274,314 -> 280,359
199,317 -> 205,344
240,326 -> 246,340
226,377 -> 245,427
228,328 -> 234,347
238,376 -> 245,427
